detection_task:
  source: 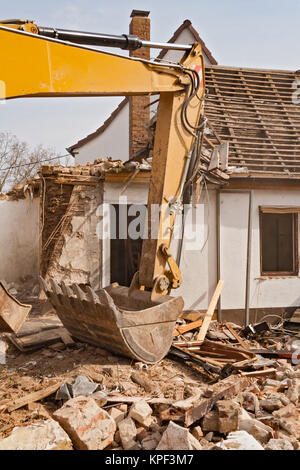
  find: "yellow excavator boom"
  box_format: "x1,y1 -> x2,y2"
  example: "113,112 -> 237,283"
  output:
0,20 -> 205,362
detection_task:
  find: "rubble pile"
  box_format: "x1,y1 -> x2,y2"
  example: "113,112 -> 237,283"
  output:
40,158 -> 125,178
0,311 -> 299,450
0,284 -> 300,451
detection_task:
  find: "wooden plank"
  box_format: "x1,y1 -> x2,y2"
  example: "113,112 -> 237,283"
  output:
205,64 -> 296,77
6,381 -> 64,412
196,280 -> 224,342
205,78 -> 295,92
130,372 -> 153,393
224,323 -> 250,350
58,329 -> 74,346
8,328 -> 69,352
239,368 -> 277,378
232,357 -> 258,369
174,319 -> 203,337
206,104 -> 300,121
207,94 -> 299,110
16,318 -> 63,338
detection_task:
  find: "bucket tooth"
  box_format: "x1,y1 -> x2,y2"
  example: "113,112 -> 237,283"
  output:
49,278 -> 63,296
97,288 -> 115,308
86,286 -> 101,305
39,276 -> 50,294
72,283 -> 87,302
61,280 -> 75,298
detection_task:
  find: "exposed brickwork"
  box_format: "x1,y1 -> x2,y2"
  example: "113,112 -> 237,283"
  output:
129,11 -> 150,158
41,173 -> 103,288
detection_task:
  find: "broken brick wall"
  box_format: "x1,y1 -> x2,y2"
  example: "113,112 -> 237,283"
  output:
41,171 -> 104,289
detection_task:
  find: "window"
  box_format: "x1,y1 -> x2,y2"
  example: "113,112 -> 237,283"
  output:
260,210 -> 298,276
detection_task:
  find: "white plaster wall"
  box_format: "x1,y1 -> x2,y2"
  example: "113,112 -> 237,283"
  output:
219,192 -> 249,310
174,188 -> 218,310
159,29 -> 212,65
0,198 -> 39,283
75,102 -> 129,164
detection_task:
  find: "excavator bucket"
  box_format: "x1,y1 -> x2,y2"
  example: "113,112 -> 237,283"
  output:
40,277 -> 183,364
0,282 -> 31,333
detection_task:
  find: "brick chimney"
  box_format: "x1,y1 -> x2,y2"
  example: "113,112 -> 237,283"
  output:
129,10 -> 150,158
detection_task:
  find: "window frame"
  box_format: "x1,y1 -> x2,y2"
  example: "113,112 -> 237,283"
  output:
259,209 -> 299,277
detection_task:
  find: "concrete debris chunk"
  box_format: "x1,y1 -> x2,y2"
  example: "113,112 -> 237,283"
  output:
55,375 -> 99,401
286,379 -> 300,403
260,395 -> 284,412
0,419 -> 72,450
242,391 -> 260,415
136,427 -> 149,442
141,433 -> 161,450
191,426 -> 203,440
156,421 -> 202,450
53,396 -> 116,450
273,403 -> 300,437
172,392 -> 202,411
265,438 -> 294,451
118,416 -> 137,450
56,383 -> 73,401
216,400 -> 240,433
280,395 -> 290,407
252,356 -> 276,370
129,400 -> 153,427
109,407 -> 125,425
273,402 -> 297,419
202,410 -> 219,432
90,391 -> 108,407
217,430 -> 264,450
71,375 -> 99,397
239,408 -> 273,444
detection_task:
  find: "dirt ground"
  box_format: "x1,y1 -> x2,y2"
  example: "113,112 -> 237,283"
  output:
0,312 -> 211,439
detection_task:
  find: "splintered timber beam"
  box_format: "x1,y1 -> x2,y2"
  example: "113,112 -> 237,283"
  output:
184,375 -> 251,427
196,280 -> 224,342
5,381 -> 64,412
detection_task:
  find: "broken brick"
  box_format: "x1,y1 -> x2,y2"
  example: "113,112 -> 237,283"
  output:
53,396 -> 116,450
0,419 -> 72,450
129,400 -> 153,427
216,400 -> 240,433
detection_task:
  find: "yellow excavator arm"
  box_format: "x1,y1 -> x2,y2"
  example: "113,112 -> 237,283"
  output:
0,20 -> 205,362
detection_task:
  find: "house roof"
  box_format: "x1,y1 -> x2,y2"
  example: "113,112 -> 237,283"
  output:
67,19 -> 217,156
156,19 -> 217,65
204,65 -> 300,178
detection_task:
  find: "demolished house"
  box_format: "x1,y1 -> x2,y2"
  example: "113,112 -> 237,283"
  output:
0,10 -> 300,453
33,65 -> 300,326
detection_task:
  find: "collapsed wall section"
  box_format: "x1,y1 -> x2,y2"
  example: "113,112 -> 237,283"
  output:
40,166 -> 104,289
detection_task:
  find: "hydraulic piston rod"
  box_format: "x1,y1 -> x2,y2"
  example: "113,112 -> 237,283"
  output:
38,26 -> 192,51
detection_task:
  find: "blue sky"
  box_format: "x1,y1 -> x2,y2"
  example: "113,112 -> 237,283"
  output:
1,0 -> 299,155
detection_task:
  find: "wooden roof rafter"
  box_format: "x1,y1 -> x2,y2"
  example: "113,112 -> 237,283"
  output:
204,66 -> 300,178
208,71 -> 247,169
